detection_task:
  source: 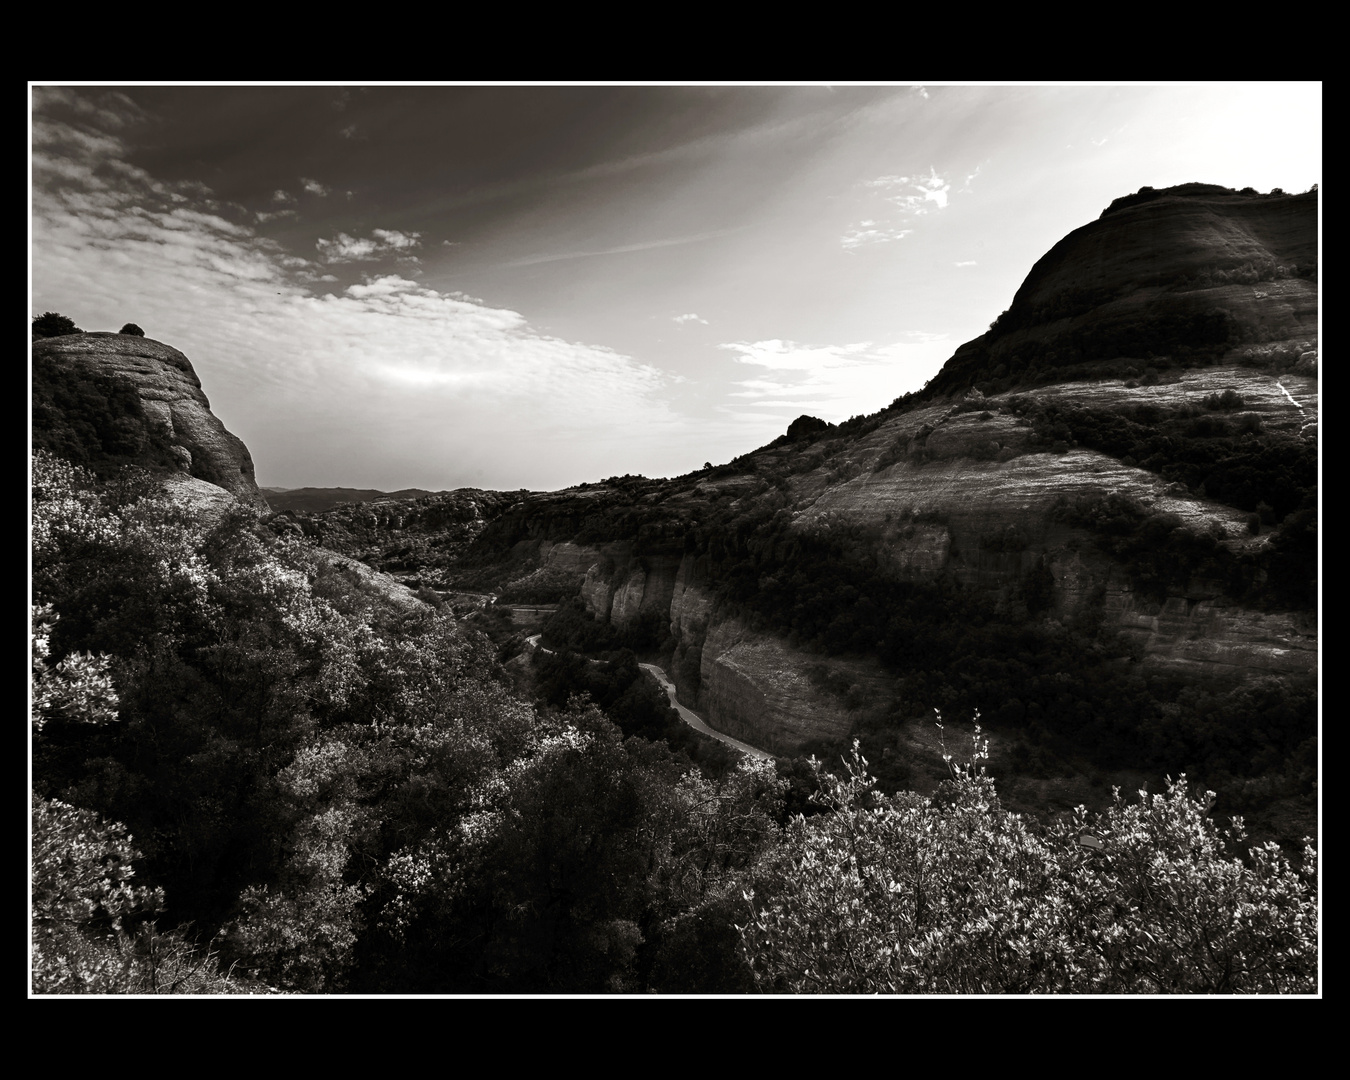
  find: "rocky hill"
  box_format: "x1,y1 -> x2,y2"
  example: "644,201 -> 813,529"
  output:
308,184 -> 1316,835
923,184 -> 1317,398
32,331 -> 267,509
261,486 -> 444,513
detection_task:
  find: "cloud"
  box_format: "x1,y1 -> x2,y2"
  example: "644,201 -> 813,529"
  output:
673,313 -> 708,325
955,260 -> 977,267
32,87 -> 150,131
31,97 -> 688,489
272,189 -> 297,205
843,166 -> 957,249
301,177 -> 330,196
500,228 -> 739,269
841,223 -> 913,250
315,228 -> 423,263
718,337 -> 948,419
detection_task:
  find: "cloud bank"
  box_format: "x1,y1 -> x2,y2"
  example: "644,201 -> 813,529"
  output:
31,96 -> 689,490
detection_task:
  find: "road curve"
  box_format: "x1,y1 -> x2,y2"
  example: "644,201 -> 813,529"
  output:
639,663 -> 775,761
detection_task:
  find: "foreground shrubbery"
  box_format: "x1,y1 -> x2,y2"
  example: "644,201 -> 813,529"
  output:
741,727 -> 1317,994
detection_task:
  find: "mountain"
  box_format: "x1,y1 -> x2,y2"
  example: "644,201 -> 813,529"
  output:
32,331 -> 268,509
261,486 -> 444,513
29,184 -> 1319,992
308,184 -> 1316,832
923,183 -> 1317,398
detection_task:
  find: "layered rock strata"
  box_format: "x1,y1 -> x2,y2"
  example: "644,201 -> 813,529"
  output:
33,332 -> 266,508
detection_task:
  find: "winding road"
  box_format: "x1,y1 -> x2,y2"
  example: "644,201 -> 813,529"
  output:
524,635 -> 773,759
639,664 -> 775,761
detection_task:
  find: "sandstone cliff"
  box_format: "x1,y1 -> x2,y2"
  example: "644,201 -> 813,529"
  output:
926,185 -> 1317,398
32,332 -> 266,508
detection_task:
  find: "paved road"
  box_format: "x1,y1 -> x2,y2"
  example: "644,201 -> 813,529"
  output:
639,663 -> 775,761
525,636 -> 773,759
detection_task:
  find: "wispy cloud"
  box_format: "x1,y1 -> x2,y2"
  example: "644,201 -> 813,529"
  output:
842,166 -> 958,250
32,86 -> 149,131
316,228 -> 423,263
301,177 -> 330,196
841,221 -> 913,250
501,228 -> 738,269
673,313 -> 708,325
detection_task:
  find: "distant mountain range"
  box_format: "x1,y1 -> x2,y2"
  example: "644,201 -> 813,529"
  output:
259,486 -> 444,513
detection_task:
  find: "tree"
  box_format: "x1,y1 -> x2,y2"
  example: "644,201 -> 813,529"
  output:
32,312 -> 81,338
119,323 -> 145,337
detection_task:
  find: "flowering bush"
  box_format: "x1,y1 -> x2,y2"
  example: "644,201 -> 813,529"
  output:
739,721 -> 1317,994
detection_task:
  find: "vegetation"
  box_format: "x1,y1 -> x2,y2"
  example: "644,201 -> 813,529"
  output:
741,730 -> 1317,993
119,323 -> 145,337
32,349 -> 183,477
32,252 -> 1318,993
29,452 -> 774,992
30,449 -> 1318,992
33,312 -> 82,338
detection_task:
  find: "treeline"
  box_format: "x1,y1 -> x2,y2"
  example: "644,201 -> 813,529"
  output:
1012,396 -> 1317,610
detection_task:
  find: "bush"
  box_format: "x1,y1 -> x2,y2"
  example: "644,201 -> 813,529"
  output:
33,312 -> 82,339
739,728 -> 1318,993
119,323 -> 145,337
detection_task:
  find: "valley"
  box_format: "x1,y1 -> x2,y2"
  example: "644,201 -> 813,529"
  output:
31,181 -> 1319,994
265,187 -> 1317,840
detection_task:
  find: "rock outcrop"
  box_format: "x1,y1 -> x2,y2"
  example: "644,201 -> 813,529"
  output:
32,332 -> 266,508
926,185 -> 1318,397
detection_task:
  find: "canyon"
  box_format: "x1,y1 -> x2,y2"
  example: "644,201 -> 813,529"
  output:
32,183 -> 1318,813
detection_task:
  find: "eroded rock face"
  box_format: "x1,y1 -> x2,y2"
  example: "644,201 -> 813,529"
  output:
33,332 -> 266,508
928,186 -> 1318,397
695,618 -> 859,755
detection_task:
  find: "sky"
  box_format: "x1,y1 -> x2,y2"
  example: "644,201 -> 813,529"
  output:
30,83 -> 1321,492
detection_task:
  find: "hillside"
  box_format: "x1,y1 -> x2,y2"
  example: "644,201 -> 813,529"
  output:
922,184 -> 1317,397
261,486 -> 444,513
307,184 -> 1318,840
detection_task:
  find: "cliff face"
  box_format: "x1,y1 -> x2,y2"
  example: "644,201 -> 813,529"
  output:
32,332 -> 266,508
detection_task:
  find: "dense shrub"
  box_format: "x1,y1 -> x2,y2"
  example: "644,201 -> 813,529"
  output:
33,312 -> 82,338
741,732 -> 1317,993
